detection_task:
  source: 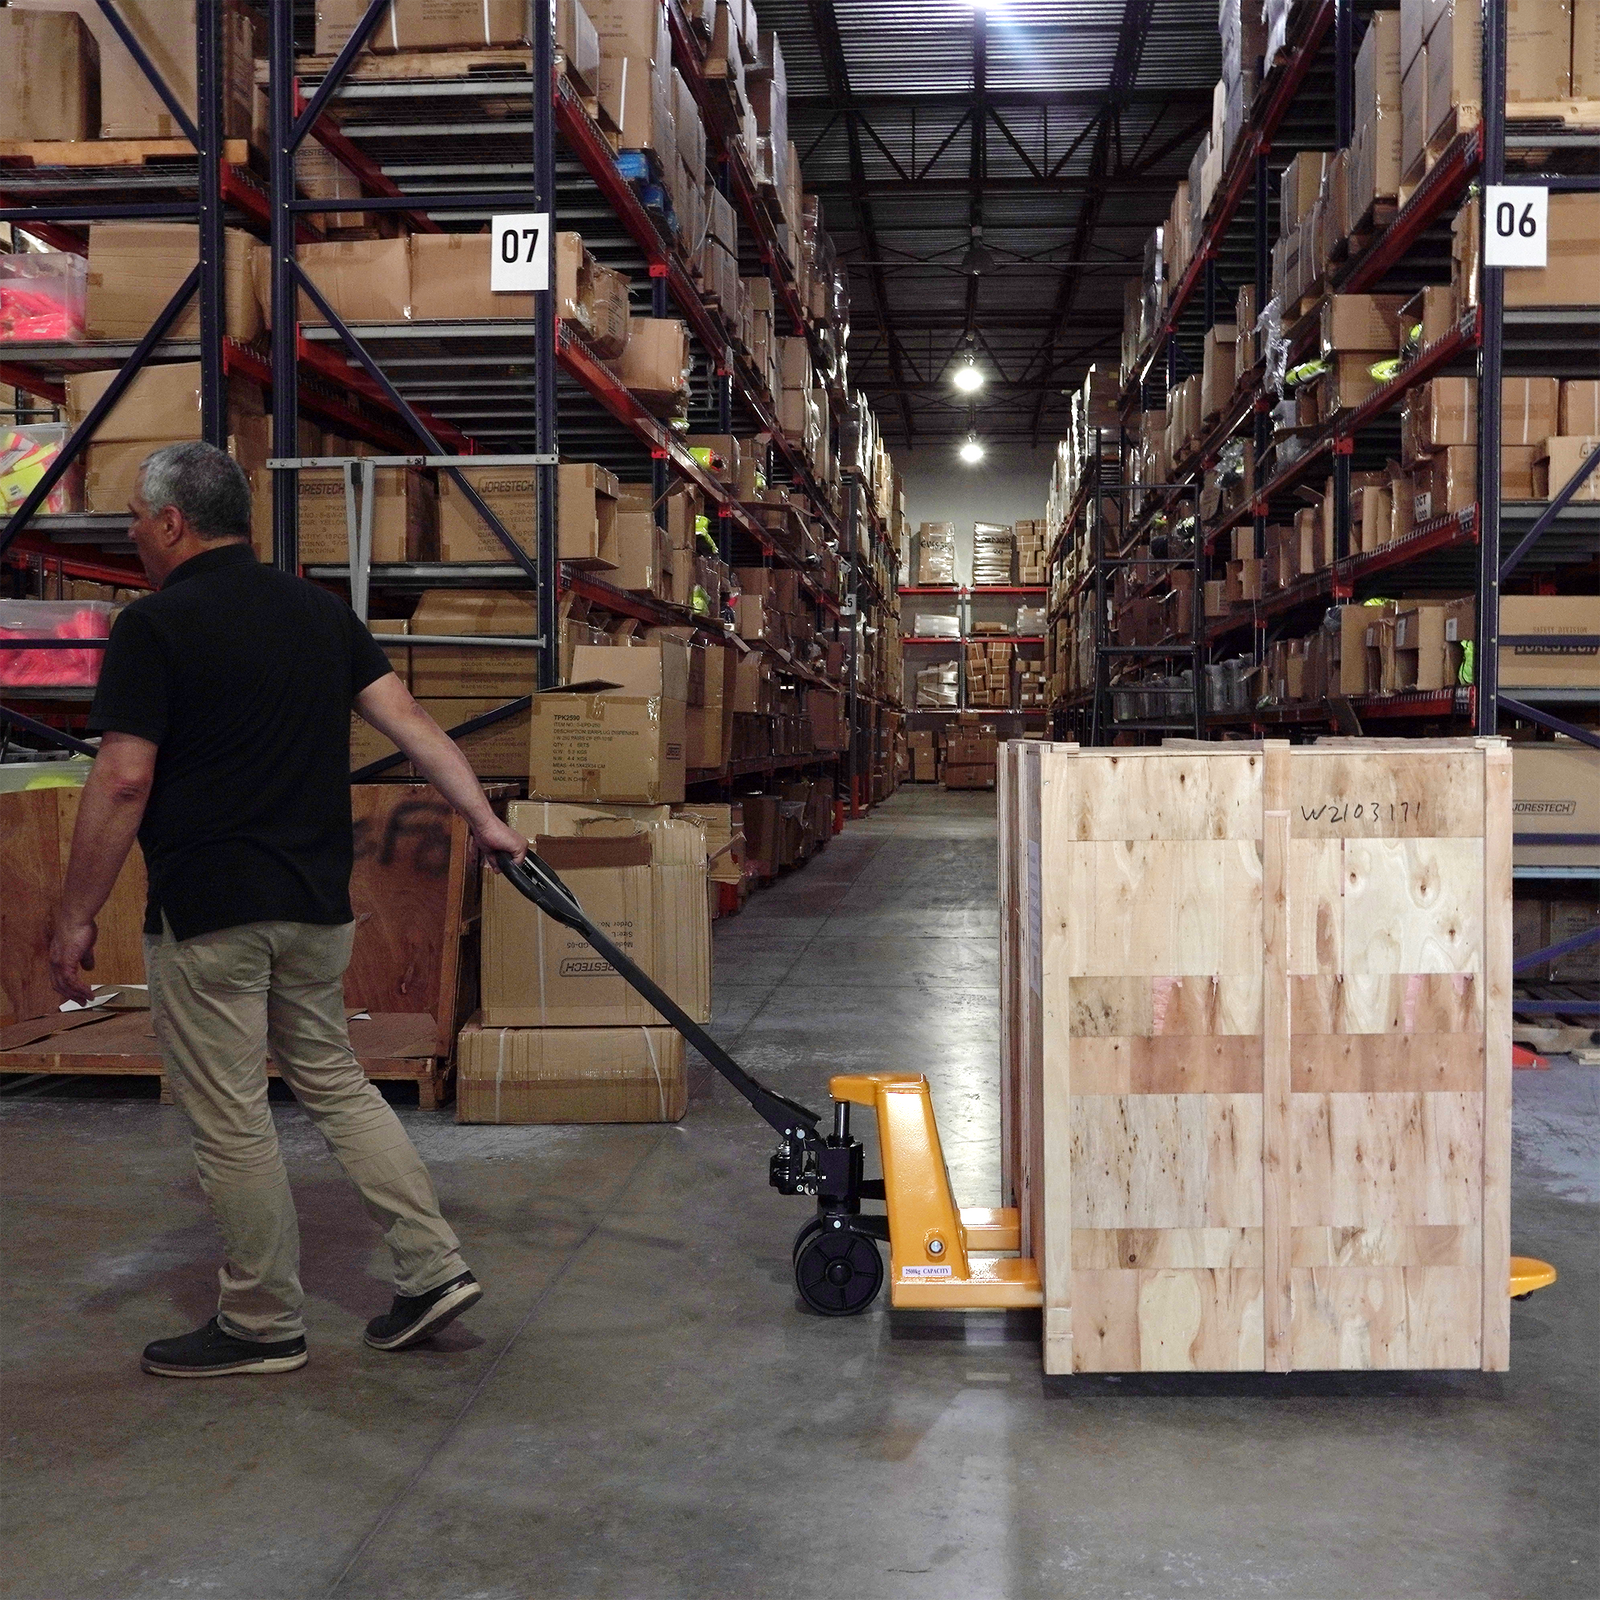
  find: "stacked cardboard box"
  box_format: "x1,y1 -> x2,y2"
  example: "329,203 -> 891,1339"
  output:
943,715 -> 998,790
971,522 -> 1014,585
1014,520 -> 1047,585
459,800 -> 711,1123
908,729 -> 939,782
964,638 -> 1016,709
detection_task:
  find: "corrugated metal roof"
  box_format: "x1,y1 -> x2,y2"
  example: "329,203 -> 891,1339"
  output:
755,0 -> 1222,440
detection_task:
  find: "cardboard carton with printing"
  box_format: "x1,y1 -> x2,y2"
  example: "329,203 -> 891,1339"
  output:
481,800 -> 710,1027
409,589 -> 543,697
528,640 -> 689,804
86,225 -> 261,342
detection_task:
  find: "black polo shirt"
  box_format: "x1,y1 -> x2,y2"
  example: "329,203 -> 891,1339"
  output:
88,542 -> 394,939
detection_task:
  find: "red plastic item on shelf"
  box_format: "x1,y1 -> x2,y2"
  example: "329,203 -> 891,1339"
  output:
0,601 -> 118,690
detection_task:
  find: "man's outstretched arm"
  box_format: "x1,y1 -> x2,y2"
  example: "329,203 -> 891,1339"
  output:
50,732 -> 158,1003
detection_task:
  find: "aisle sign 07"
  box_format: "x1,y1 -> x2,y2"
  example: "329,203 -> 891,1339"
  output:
1483,186 -> 1548,269
490,213 -> 551,292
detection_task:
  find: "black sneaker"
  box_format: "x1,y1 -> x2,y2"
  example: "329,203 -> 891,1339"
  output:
364,1272 -> 482,1352
141,1318 -> 308,1379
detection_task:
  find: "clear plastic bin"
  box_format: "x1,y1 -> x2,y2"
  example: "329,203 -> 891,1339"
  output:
0,253 -> 87,343
0,425 -> 82,516
0,599 -> 120,690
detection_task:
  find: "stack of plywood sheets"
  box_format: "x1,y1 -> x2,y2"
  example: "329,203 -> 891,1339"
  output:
998,738 -> 1511,1375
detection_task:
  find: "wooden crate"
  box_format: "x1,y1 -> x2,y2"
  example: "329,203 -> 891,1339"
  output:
0,782 -> 507,1107
999,737 -> 1511,1375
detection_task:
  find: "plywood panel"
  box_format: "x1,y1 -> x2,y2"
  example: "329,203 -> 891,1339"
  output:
1074,1269 -> 1265,1372
1480,745 -> 1513,1372
1290,974 -> 1481,1034
1342,838 -> 1483,973
1067,975 -> 1262,1036
1291,1034 -> 1483,1093
1291,1224 -> 1480,1267
1070,1095 -> 1261,1228
1290,751 -> 1486,838
55,788 -> 147,987
1062,841 -> 1263,976
1073,1227 -> 1262,1269
1038,746 -> 1077,1373
1262,752 -> 1292,1371
1290,1092 -> 1482,1227
1062,750 -> 1262,840
1289,1267 -> 1481,1368
1072,1035 -> 1262,1094
1289,839 -> 1344,975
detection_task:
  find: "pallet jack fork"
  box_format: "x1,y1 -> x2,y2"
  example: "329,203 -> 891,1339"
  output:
499,852 -> 1553,1320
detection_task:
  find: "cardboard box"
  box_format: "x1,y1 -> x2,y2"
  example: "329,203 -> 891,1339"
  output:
613,317 -> 690,410
1499,595 -> 1600,687
85,225 -> 261,342
1504,193 -> 1600,308
1559,379 -> 1600,436
1506,0 -> 1573,100
264,238 -> 412,327
1576,0 -> 1600,96
529,641 -> 689,804
558,0 -> 601,96
1321,294 -> 1410,355
65,363 -> 262,445
318,0 -> 533,53
1512,742 -> 1600,869
350,695 -> 532,778
1401,47 -> 1427,177
558,463 -> 620,568
1532,437 -> 1600,501
0,11 -> 98,141
437,466 -> 539,563
944,764 -> 997,791
1352,483 -> 1394,552
456,1020 -> 685,1124
482,800 -> 709,1027
1501,376 -> 1561,446
410,233 -> 534,322
1393,598 -> 1460,690
611,486 -> 670,596
410,589 -> 542,696
296,465 -> 436,565
1502,444 -> 1539,499
13,0 -> 252,140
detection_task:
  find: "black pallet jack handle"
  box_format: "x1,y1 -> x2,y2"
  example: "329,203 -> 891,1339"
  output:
496,852 -> 824,1149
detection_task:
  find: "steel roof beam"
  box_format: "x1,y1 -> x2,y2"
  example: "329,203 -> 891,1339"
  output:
806,0 -> 917,442
790,88 -> 1213,113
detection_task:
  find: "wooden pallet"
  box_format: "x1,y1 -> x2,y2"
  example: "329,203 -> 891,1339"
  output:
0,1008 -> 450,1107
296,47 -> 532,80
1506,98 -> 1600,132
0,138 -> 251,169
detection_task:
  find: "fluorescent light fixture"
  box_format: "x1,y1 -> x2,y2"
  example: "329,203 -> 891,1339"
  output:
958,436 -> 985,464
952,360 -> 984,393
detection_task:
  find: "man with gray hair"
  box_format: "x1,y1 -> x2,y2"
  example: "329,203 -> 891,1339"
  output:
49,440 -> 529,1377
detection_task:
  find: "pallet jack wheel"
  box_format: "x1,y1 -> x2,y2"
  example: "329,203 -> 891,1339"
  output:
794,1222 -> 884,1317
792,1217 -> 825,1261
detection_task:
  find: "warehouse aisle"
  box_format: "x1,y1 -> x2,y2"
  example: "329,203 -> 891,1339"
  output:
2,786 -> 1596,1600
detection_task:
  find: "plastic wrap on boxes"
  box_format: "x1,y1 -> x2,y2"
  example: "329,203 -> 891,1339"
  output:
915,663 -> 959,708
0,253 -> 86,342
0,599 -> 119,690
914,613 -> 961,639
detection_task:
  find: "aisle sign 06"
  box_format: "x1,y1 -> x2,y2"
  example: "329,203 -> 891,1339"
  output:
1483,186 -> 1548,269
490,213 -> 551,292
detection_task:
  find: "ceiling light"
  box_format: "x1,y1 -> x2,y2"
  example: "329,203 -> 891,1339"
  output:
959,436 -> 985,464
960,226 -> 998,277
952,360 -> 984,393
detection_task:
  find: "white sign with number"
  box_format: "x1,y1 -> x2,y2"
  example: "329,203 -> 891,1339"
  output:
490,213 -> 550,292
1484,186 -> 1548,268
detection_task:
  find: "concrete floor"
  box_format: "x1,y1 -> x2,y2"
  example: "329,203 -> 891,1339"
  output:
2,785 -> 1596,1600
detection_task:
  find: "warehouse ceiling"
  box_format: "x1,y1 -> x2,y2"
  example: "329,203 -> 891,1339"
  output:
757,0 -> 1222,445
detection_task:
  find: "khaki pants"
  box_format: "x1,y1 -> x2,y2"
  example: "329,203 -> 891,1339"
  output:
145,918 -> 466,1342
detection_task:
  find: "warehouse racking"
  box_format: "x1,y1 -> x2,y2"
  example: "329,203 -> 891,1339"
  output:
1033,0 -> 1599,1015
0,0 -> 908,815
1044,0 -> 1599,758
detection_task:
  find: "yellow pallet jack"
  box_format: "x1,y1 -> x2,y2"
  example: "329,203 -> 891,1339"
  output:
501,854 -> 1556,1317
